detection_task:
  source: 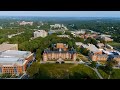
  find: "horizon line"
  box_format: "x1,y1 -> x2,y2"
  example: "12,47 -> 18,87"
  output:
0,16 -> 120,18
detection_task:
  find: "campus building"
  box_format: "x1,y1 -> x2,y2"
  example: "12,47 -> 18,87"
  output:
19,21 -> 33,26
34,30 -> 48,38
0,43 -> 18,52
0,50 -> 33,75
43,43 -> 77,62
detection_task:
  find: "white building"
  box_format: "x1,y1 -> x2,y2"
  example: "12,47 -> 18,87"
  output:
75,30 -> 86,34
75,42 -> 83,47
34,30 -> 48,38
50,24 -> 68,30
81,44 -> 101,53
50,24 -> 60,29
97,43 -> 105,48
19,21 -> 33,26
102,37 -> 113,42
57,35 -> 70,38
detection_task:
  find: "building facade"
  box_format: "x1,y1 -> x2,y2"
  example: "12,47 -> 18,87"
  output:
0,50 -> 33,75
57,35 -> 70,38
34,30 -> 48,38
43,43 -> 76,62
89,52 -> 108,61
19,21 -> 33,26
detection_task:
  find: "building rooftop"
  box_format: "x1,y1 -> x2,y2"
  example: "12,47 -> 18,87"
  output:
0,50 -> 31,58
44,48 -> 76,54
82,44 -> 100,53
34,30 -> 46,33
0,43 -> 18,52
0,57 -> 24,66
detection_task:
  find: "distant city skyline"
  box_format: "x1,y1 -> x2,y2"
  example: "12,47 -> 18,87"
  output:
0,11 -> 120,17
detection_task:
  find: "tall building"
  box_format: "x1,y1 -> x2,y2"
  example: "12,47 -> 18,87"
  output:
34,30 -> 48,38
43,43 -> 76,62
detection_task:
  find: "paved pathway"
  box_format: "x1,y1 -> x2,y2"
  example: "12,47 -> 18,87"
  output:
86,65 -> 103,79
93,68 -> 103,79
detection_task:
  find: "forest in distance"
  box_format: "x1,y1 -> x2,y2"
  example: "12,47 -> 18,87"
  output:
0,16 -> 120,43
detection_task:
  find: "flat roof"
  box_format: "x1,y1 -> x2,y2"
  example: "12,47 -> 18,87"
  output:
83,44 -> 100,53
0,50 -> 31,58
0,57 -> 21,62
0,50 -> 32,66
0,57 -> 24,66
0,43 -> 18,52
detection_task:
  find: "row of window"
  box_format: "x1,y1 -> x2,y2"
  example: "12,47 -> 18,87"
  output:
3,67 -> 22,69
4,71 -> 15,73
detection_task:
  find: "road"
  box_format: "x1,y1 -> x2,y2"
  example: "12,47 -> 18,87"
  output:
86,65 -> 103,79
93,68 -> 103,79
20,73 -> 29,79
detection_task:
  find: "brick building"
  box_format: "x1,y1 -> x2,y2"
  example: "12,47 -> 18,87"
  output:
43,43 -> 76,62
0,50 -> 33,75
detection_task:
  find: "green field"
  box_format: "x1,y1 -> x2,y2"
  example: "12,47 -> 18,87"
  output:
108,42 -> 120,49
27,63 -> 99,79
98,69 -> 109,79
110,69 -> 120,79
98,67 -> 120,79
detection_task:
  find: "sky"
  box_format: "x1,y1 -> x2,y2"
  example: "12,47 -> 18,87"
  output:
0,11 -> 120,17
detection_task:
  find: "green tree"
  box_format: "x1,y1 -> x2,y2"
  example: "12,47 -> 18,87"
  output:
68,41 -> 73,48
76,58 -> 79,61
27,62 -> 40,78
1,73 -> 11,78
36,49 -> 42,62
80,48 -> 89,56
90,61 -> 97,68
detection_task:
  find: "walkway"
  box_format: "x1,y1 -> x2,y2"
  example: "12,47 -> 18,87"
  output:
86,65 -> 103,79
93,68 -> 103,79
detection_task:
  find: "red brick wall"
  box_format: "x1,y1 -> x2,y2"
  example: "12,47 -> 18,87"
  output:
2,66 -> 23,75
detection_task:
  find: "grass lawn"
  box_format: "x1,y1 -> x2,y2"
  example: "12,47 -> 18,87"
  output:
69,64 -> 99,79
27,63 -> 99,79
98,67 -> 120,79
110,69 -> 120,79
98,69 -> 109,79
77,54 -> 89,62
107,42 -> 120,49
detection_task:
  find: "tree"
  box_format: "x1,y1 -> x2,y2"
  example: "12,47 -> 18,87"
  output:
68,41 -> 73,48
74,37 -> 84,43
80,48 -> 89,56
100,39 -> 106,45
90,61 -> 97,68
84,37 -> 98,45
27,62 -> 40,78
105,62 -> 113,74
1,73 -> 11,78
104,59 -> 118,75
36,49 -> 41,62
76,58 -> 79,61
